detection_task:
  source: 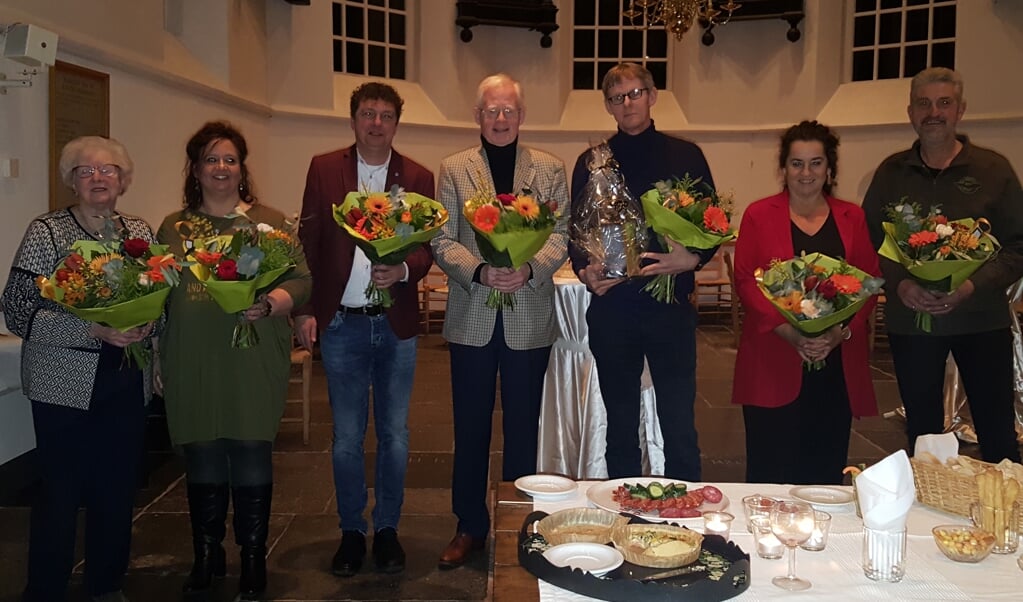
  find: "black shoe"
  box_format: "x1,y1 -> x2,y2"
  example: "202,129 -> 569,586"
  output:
331,531 -> 366,577
182,483 -> 229,595
373,528 -> 406,574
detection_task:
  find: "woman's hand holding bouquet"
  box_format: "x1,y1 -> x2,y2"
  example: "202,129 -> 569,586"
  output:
756,253 -> 884,370
37,233 -> 181,367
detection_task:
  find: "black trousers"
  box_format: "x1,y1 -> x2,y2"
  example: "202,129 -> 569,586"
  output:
889,328 -> 1021,463
449,318 -> 551,538
23,345 -> 146,601
742,349 -> 853,485
587,301 -> 701,481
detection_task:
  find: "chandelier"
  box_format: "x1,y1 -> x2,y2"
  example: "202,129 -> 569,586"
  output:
622,0 -> 741,42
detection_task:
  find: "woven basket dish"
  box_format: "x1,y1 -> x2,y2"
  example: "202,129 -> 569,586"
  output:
609,522 -> 703,568
911,456 -> 1023,529
535,508 -> 623,547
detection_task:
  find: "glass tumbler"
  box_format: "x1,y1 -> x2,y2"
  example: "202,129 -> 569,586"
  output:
862,526 -> 906,582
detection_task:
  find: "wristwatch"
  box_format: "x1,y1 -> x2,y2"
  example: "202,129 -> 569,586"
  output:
261,297 -> 273,317
841,327 -> 852,341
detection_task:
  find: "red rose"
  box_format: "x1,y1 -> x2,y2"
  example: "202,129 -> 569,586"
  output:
345,207 -> 364,227
816,278 -> 838,299
65,252 -> 85,271
216,259 -> 239,280
803,275 -> 819,292
123,238 -> 150,258
497,193 -> 517,206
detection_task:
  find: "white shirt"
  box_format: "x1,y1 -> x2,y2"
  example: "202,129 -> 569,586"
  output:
340,150 -> 408,307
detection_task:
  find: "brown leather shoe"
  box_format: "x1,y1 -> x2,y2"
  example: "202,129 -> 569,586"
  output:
438,532 -> 486,570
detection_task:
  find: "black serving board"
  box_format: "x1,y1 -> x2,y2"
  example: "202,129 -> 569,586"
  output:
518,511 -> 751,602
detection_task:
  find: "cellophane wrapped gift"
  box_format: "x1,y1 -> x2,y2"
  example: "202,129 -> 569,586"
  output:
571,143 -> 647,278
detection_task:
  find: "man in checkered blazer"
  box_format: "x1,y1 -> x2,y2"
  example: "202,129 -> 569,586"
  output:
432,73 -> 569,569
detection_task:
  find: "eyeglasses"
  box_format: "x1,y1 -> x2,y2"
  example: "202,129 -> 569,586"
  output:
74,164 -> 120,179
479,106 -> 520,120
357,110 -> 397,123
606,87 -> 649,106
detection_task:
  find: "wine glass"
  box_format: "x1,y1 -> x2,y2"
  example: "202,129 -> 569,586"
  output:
769,500 -> 815,590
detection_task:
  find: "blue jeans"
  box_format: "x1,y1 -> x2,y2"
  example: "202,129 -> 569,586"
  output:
321,310 -> 417,534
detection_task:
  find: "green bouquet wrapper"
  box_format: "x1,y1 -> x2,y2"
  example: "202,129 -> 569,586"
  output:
757,253 -> 877,336
332,191 -> 449,264
202,265 -> 293,314
469,222 -> 555,311
878,219 -> 999,332
639,190 -> 738,250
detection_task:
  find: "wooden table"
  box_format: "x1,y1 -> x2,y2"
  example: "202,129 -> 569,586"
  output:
494,482 -> 540,602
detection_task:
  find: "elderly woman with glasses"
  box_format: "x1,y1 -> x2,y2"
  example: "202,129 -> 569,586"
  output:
2,136 -> 156,602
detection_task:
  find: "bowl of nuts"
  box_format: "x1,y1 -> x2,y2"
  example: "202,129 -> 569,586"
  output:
932,525 -> 996,563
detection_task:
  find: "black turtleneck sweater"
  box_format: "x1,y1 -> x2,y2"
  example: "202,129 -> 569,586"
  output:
569,121 -> 716,310
481,135 -> 517,194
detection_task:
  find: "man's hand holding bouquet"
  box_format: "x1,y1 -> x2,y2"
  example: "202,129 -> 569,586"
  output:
185,209 -> 301,348
37,228 -> 181,367
878,200 -> 998,332
332,185 -> 448,308
464,184 -> 559,310
639,175 -> 738,303
756,253 -> 884,370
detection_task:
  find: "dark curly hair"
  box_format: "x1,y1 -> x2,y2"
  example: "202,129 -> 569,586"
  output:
183,121 -> 257,210
349,82 -> 404,122
779,120 -> 840,196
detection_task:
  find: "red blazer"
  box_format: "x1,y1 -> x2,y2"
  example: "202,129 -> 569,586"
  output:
295,144 -> 435,340
731,191 -> 881,417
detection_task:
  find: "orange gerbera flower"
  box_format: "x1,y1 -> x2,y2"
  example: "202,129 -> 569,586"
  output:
512,195 -> 540,220
401,211 -> 412,224
147,254 -> 179,274
365,194 -> 393,216
193,249 -> 223,267
472,204 -> 501,233
829,273 -> 863,294
776,291 -> 804,314
678,191 -> 696,208
908,230 -> 939,248
703,206 -> 730,233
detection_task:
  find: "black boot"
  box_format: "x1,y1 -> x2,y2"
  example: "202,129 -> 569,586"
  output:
232,484 -> 272,601
182,483 -> 229,596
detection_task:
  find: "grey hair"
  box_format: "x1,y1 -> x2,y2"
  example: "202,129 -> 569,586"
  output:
601,62 -> 656,97
475,73 -> 525,111
58,136 -> 134,193
910,67 -> 964,103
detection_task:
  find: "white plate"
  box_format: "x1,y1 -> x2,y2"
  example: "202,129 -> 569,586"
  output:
543,542 -> 624,577
585,477 -> 729,524
789,486 -> 855,507
514,474 -> 578,501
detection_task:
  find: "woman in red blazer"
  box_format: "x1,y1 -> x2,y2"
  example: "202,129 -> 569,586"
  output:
732,121 -> 881,485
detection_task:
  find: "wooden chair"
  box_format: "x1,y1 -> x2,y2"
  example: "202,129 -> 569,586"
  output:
690,247 -> 741,348
868,293 -> 887,353
283,343 -> 311,444
419,266 -> 449,334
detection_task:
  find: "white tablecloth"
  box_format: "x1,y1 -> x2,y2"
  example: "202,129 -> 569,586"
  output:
0,334 -> 35,465
527,481 -> 1023,601
537,277 -> 663,479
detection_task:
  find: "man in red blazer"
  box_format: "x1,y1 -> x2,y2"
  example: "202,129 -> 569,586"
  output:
293,82 -> 434,578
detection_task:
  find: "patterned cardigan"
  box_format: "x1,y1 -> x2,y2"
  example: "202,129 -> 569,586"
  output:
1,208 -> 157,409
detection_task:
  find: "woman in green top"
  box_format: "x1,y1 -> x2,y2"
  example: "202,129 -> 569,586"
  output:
156,121 -> 311,601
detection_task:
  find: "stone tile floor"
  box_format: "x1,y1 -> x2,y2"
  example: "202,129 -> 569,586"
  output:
0,325 -> 989,601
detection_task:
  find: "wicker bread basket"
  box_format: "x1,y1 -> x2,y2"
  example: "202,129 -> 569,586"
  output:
535,508 -> 624,546
910,456 -> 1023,529
609,522 -> 703,568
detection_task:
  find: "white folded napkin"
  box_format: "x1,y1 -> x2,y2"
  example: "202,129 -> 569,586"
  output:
856,450 -> 916,531
914,432 -> 959,463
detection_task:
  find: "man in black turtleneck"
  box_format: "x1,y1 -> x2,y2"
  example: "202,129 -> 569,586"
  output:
431,73 -> 570,569
569,62 -> 717,482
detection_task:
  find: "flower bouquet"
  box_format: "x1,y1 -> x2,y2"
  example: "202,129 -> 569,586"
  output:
332,185 -> 448,308
756,253 -> 884,369
187,214 -> 301,348
37,237 -> 181,367
639,175 -> 738,303
464,185 -> 559,310
571,143 -> 647,280
878,201 -> 999,332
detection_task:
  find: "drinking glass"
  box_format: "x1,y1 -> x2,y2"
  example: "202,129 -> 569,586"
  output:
769,500 -> 815,590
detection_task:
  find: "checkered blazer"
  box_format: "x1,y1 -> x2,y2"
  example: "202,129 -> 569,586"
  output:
432,145 -> 570,350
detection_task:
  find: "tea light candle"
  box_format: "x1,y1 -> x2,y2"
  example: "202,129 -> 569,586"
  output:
703,511 -> 734,540
758,532 -> 784,558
